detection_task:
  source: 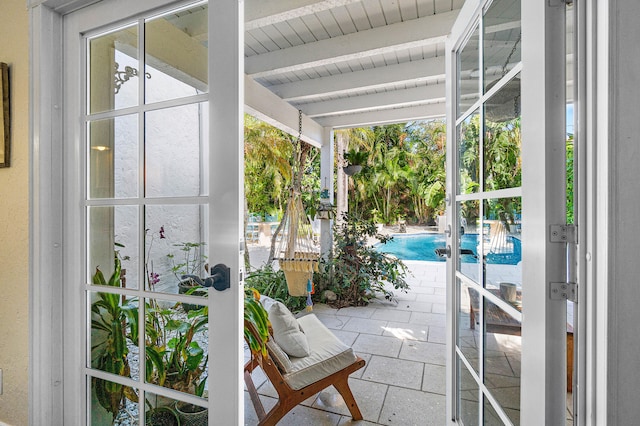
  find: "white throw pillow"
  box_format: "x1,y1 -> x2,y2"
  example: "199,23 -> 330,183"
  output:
259,294 -> 276,312
268,301 -> 310,358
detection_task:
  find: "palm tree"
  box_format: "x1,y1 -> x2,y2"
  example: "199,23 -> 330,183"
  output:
244,114 -> 294,215
406,120 -> 447,223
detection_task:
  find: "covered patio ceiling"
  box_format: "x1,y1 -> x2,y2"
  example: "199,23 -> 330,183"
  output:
243,0 -> 464,146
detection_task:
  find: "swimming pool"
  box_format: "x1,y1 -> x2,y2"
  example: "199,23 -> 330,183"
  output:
376,233 -> 521,264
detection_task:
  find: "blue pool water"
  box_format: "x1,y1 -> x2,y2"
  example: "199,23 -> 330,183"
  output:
376,233 -> 521,264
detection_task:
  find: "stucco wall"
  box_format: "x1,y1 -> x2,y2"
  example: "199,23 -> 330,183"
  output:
0,0 -> 30,425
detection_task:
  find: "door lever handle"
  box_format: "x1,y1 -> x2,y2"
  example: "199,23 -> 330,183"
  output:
182,263 -> 231,292
435,246 -> 452,258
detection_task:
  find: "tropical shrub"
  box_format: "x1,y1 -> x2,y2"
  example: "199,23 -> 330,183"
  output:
245,265 -> 308,313
315,213 -> 409,307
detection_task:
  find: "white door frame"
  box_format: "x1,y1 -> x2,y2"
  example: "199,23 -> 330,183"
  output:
30,0 -> 244,424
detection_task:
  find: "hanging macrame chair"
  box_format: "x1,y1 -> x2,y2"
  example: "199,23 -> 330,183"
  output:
275,189 -> 319,297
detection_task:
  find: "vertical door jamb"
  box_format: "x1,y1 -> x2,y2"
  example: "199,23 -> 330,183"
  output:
520,1 -> 568,424
29,3 -> 66,425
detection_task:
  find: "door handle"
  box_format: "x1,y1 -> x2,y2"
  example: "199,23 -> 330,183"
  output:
181,263 -> 231,292
435,245 -> 452,258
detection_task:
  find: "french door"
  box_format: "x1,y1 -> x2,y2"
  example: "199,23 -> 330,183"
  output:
446,1 -> 570,425
62,0 -> 244,424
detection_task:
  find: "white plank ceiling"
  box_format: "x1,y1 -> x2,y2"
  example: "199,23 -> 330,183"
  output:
244,0 -> 464,131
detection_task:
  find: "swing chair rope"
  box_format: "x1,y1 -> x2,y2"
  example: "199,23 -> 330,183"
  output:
274,110 -> 319,297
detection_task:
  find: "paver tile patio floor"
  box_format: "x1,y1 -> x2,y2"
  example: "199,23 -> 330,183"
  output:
244,261 -> 451,425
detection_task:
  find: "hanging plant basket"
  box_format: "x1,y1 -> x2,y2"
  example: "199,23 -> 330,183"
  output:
343,164 -> 362,176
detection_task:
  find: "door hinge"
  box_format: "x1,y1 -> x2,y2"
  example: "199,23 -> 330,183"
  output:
550,224 -> 577,244
550,282 -> 578,303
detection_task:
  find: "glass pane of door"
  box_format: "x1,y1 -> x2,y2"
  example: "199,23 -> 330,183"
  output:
83,2 -> 216,423
448,0 -> 569,423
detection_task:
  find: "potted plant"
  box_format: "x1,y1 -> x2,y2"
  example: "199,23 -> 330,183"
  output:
144,301 -> 209,424
145,303 -> 209,395
145,405 -> 181,426
167,241 -> 208,312
343,148 -> 368,176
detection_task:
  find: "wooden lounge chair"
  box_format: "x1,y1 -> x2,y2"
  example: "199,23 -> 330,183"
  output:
244,306 -> 365,425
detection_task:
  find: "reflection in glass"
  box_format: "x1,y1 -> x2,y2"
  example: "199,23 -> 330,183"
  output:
483,197 -> 522,291
458,280 -> 480,373
88,114 -> 139,199
89,25 -> 139,114
458,110 -> 481,194
89,291 -> 139,388
145,297 -> 209,398
88,206 -> 140,289
90,377 -> 138,424
484,78 -> 521,191
145,3 -> 208,103
144,204 -> 209,295
484,396 -> 507,425
145,103 -> 208,197
146,392 -> 208,425
458,358 -> 480,426
458,26 -> 480,116
483,0 -> 521,92
458,200 -> 481,282
484,301 -> 521,425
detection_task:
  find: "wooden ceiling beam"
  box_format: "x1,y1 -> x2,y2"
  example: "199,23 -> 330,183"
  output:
301,84 -> 446,117
271,57 -> 446,102
245,10 -> 459,78
314,103 -> 446,128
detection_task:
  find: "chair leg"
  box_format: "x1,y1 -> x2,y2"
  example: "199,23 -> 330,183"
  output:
333,378 -> 363,421
260,401 -> 293,426
244,370 -> 266,421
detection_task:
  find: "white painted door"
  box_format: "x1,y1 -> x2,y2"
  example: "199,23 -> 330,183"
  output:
62,0 -> 244,424
445,0 -> 569,424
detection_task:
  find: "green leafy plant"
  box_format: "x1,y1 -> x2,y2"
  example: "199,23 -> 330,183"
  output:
93,237 -> 209,422
245,265 -> 308,313
145,303 -> 209,396
244,288 -> 271,356
344,148 -> 368,166
90,251 -> 139,419
161,236 -> 208,311
315,212 -> 409,307
167,241 -> 208,284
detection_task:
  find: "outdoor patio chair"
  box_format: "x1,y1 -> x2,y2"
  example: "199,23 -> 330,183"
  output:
244,296 -> 366,426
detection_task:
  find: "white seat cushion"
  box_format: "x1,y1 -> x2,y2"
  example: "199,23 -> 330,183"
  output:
283,314 -> 358,390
